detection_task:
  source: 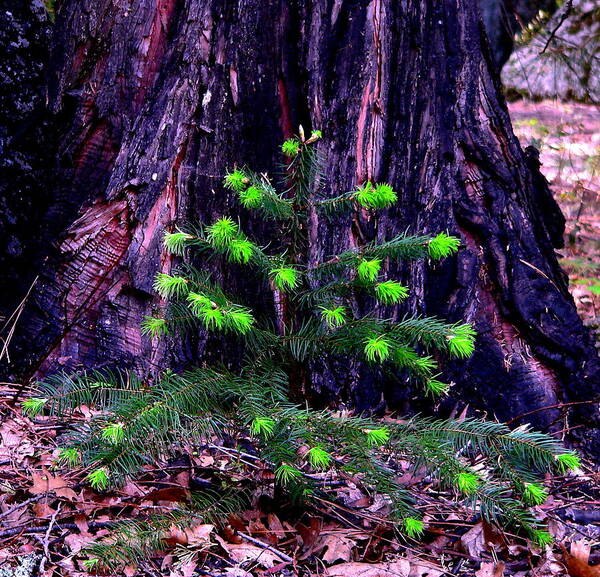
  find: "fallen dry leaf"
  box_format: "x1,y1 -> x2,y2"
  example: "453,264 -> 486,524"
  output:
461,522 -> 487,559
404,553 -> 445,577
169,559 -> 197,577
325,560 -> 411,577
476,562 -> 505,577
64,531 -> 96,554
123,564 -> 137,577
164,523 -> 214,548
298,516 -> 322,551
320,534 -> 356,564
460,521 -> 505,559
562,541 -> 600,577
185,523 -> 214,547
30,467 -> 77,499
247,518 -> 276,544
532,547 -> 567,577
121,480 -> 146,497
145,485 -> 190,503
0,420 -> 35,463
32,501 -> 56,519
73,514 -> 89,534
225,543 -> 281,568
266,513 -> 287,539
223,569 -> 253,577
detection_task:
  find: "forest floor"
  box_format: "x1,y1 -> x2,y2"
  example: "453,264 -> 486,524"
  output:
509,100 -> 600,345
0,100 -> 599,577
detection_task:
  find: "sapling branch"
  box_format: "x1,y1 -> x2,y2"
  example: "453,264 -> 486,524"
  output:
24,130 -> 576,571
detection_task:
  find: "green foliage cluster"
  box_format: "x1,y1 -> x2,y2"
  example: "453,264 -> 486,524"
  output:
24,129 -> 579,569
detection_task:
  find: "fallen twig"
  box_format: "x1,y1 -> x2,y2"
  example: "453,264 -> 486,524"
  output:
0,520 -> 113,540
34,503 -> 62,573
0,495 -> 45,522
506,399 -> 598,425
0,276 -> 38,366
237,530 -> 293,563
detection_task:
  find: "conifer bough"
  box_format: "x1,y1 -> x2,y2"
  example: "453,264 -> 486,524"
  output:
25,131 -> 579,569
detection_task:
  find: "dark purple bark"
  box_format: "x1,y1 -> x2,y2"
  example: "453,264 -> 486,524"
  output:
1,0 -> 598,451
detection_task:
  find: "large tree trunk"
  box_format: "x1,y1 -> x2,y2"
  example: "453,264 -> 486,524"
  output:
2,0 -> 598,450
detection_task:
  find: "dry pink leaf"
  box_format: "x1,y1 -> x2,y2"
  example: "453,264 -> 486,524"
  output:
325,560 -> 411,577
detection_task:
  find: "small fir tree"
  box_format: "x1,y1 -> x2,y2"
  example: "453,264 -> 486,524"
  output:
25,129 -> 578,569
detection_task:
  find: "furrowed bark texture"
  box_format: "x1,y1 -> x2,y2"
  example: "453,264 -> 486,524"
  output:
3,0 -> 599,448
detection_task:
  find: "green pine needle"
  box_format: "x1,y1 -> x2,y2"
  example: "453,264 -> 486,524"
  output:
282,138 -> 301,157
250,417 -> 276,438
206,218 -> 239,248
141,316 -> 168,338
392,346 -> 429,370
163,231 -> 193,255
224,306 -> 255,334
556,452 -> 581,472
187,292 -> 227,330
426,379 -> 450,397
364,335 -> 392,362
392,346 -> 418,366
354,182 -> 397,209
307,447 -> 332,469
354,182 -> 377,208
374,281 -> 409,305
357,258 -> 381,282
101,423 -> 125,445
270,267 -> 299,291
455,472 -> 479,495
199,307 -> 225,330
81,559 -> 100,571
447,324 -> 476,358
22,397 -> 48,417
354,181 -> 398,208
55,447 -> 81,468
413,356 -> 438,373
428,233 -> 461,259
239,185 -> 263,208
403,517 -> 425,538
523,483 -> 548,506
90,380 -> 113,389
153,273 -> 189,299
530,529 -> 553,547
87,467 -> 110,491
319,306 -> 347,328
223,169 -> 249,192
366,427 -> 390,447
275,463 -> 302,485
373,183 -> 398,207
228,238 -> 255,264
186,292 -> 214,316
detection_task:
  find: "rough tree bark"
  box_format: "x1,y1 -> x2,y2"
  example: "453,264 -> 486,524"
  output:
1,0 -> 598,450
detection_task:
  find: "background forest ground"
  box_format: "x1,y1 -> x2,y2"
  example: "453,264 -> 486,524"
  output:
509,100 -> 600,345
0,99 -> 599,577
